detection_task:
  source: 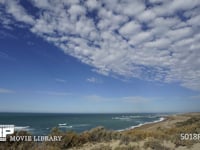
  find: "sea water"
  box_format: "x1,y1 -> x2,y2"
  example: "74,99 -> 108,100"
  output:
0,113 -> 170,135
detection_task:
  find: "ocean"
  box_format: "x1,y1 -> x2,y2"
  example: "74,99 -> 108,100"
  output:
0,113 -> 169,135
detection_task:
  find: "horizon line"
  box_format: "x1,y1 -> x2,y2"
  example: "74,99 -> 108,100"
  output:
0,111 -> 188,114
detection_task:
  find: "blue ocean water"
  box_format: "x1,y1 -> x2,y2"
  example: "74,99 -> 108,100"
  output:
0,113 -> 169,135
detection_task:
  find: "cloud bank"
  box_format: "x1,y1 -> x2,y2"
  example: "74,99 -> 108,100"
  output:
0,0 -> 200,90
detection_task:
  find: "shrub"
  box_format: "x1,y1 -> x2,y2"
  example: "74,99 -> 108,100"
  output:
88,126 -> 115,142
176,117 -> 200,127
114,145 -> 140,150
91,144 -> 112,150
0,131 -> 35,150
143,139 -> 170,150
172,135 -> 194,148
120,135 -> 131,145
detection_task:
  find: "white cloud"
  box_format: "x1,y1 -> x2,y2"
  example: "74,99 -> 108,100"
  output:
144,38 -> 171,49
137,9 -> 156,22
37,91 -> 71,96
55,78 -> 66,83
30,0 -> 52,10
169,0 -> 200,13
85,95 -> 151,104
118,0 -> 145,16
129,31 -> 153,45
166,27 -> 193,42
68,4 -> 86,18
86,0 -> 99,10
85,95 -> 108,102
149,0 -> 163,3
1,0 -> 200,91
0,50 -> 15,61
86,77 -> 102,83
1,0 -> 35,25
122,96 -> 150,103
119,21 -> 141,38
0,88 -> 15,94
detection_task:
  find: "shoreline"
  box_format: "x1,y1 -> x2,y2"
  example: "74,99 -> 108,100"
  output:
70,112 -> 200,150
13,112 -> 197,133
13,114 -> 175,134
5,113 -> 171,135
2,112 -> 200,150
118,116 -> 166,132
124,112 -> 200,133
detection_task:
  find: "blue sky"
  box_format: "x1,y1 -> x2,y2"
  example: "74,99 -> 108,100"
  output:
0,0 -> 200,113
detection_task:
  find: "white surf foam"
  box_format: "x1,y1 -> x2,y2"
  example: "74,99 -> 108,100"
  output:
58,125 -> 73,128
14,126 -> 32,131
58,123 -> 67,126
117,117 -> 165,132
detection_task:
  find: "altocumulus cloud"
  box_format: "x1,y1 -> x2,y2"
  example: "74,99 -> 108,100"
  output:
0,0 -> 200,90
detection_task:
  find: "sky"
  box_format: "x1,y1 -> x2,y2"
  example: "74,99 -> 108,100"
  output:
0,0 -> 200,113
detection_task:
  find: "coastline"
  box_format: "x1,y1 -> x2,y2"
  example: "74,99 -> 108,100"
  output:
124,112 -> 195,132
68,112 -> 200,150
118,116 -> 166,132
1,112 -> 200,150
0,113 -> 170,135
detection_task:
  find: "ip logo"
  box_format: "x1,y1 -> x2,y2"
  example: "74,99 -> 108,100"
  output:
0,125 -> 14,141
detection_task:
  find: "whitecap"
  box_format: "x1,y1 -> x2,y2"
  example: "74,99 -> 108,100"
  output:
14,126 -> 32,131
112,117 -> 132,121
58,125 -> 73,128
58,123 -> 67,126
